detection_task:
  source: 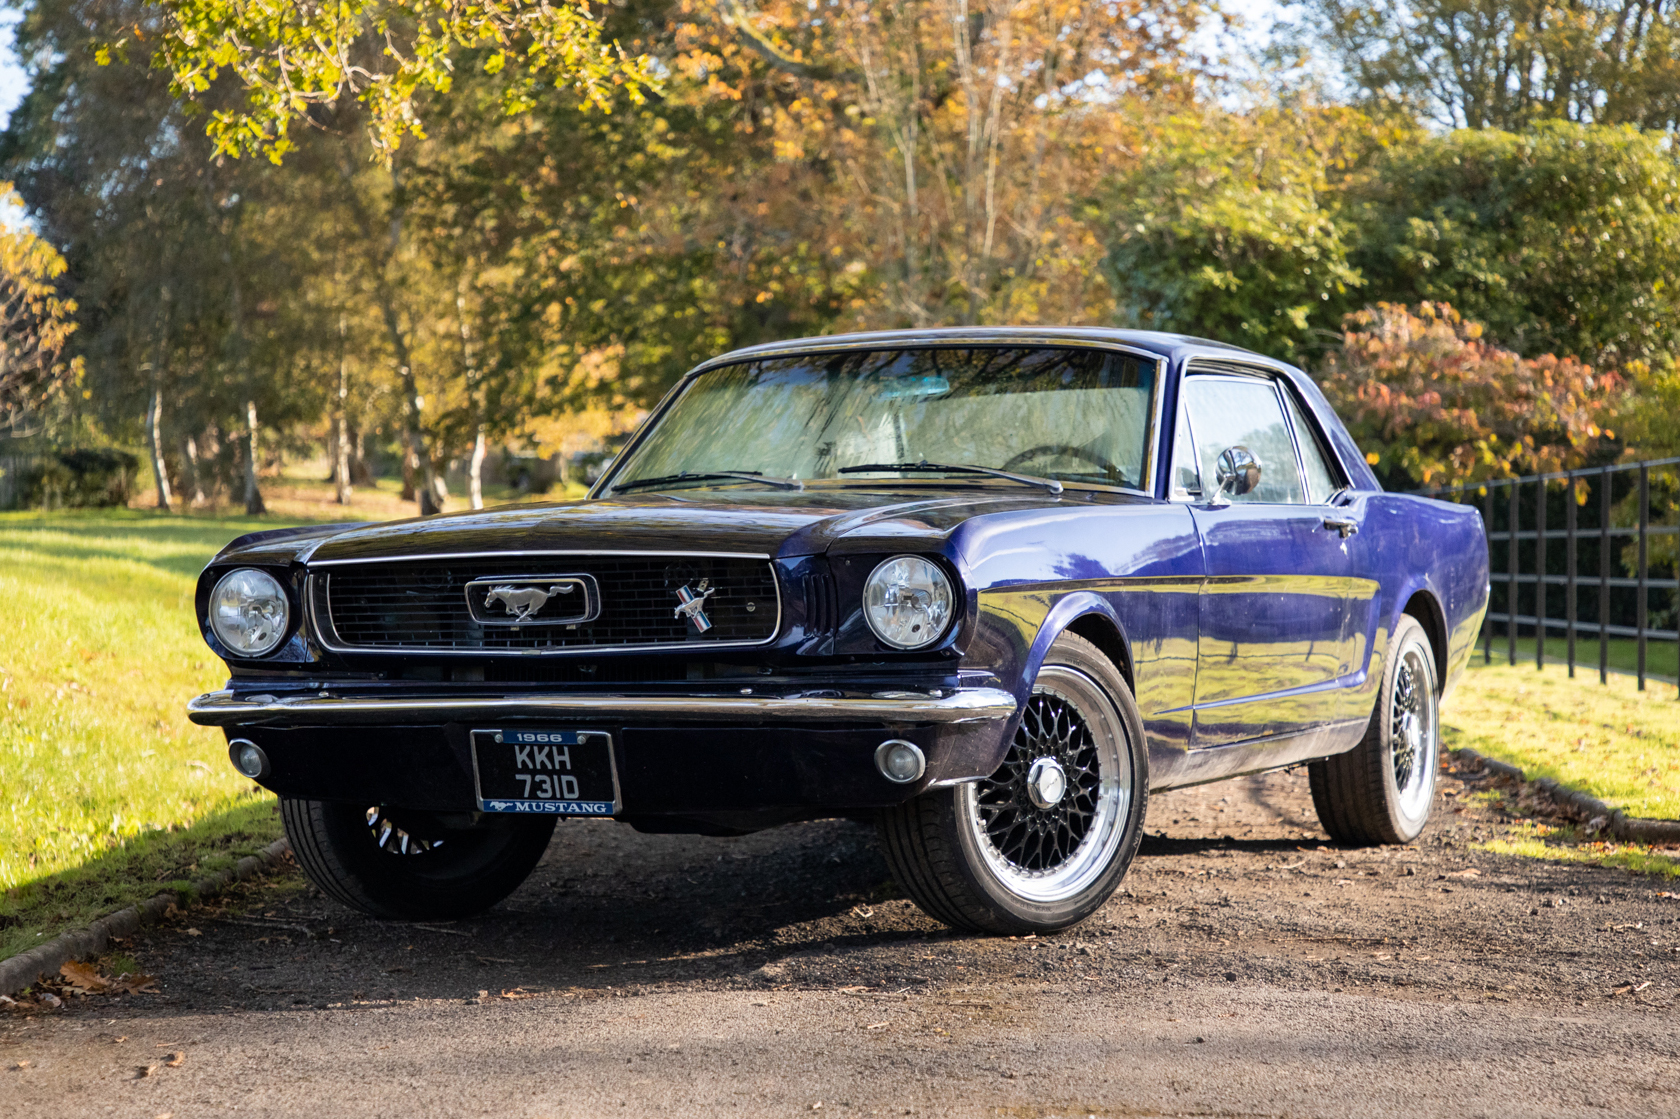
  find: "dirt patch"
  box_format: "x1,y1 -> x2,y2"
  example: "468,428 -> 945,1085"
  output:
3,761 -> 1679,1116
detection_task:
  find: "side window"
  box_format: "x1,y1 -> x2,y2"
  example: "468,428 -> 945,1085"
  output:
1282,386 -> 1343,504
1180,376 -> 1305,504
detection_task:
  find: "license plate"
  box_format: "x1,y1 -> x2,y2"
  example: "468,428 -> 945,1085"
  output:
470,728 -> 619,815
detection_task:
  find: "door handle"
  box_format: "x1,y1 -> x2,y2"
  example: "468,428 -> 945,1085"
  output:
1322,517 -> 1359,539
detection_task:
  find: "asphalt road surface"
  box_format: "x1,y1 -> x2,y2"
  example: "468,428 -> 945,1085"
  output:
4,761 -> 1678,1118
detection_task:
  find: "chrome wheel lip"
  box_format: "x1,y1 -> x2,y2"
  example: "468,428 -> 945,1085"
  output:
1390,647 -> 1437,820
962,667 -> 1132,905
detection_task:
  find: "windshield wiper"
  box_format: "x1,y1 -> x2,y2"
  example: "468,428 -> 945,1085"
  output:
611,470 -> 803,493
837,460 -> 1063,495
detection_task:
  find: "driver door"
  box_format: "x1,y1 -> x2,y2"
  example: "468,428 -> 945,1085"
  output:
1174,370 -> 1362,749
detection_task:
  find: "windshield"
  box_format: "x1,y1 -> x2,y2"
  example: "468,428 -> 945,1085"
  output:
609,346 -> 1159,492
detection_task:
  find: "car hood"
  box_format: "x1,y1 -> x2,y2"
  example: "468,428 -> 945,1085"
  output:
292,487 -> 1153,565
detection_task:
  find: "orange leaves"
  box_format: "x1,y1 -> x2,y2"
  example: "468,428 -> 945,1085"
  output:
57,960 -> 159,997
1318,302 -> 1624,489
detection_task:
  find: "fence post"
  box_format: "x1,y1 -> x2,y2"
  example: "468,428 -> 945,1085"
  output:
1536,477 -> 1547,670
1509,481 -> 1520,666
1566,474 -> 1577,678
1483,485 -> 1493,665
1638,463 -> 1649,691
1600,466 -> 1611,686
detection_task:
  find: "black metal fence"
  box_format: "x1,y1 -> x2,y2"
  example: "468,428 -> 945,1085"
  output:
1420,457 -> 1679,697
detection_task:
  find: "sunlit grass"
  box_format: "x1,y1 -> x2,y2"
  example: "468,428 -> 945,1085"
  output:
1444,660 -> 1680,820
0,509 -> 346,957
1475,819 -> 1680,879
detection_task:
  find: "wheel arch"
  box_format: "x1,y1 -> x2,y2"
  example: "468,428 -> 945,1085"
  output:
1022,593 -> 1136,698
1401,588 -> 1448,695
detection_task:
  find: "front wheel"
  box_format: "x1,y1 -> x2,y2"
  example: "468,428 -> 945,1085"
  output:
281,799 -> 556,920
1309,614 -> 1440,845
878,633 -> 1148,934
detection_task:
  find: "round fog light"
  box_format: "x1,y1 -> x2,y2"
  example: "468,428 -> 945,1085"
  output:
230,738 -> 270,780
875,739 -> 926,784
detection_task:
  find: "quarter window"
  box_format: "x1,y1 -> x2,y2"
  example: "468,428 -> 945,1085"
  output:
1282,386 -> 1343,503
1179,376 -> 1305,504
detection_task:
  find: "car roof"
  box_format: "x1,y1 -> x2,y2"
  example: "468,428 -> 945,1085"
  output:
690,326 -> 1295,376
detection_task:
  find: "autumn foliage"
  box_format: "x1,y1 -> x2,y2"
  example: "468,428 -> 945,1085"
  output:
1317,302 -> 1622,489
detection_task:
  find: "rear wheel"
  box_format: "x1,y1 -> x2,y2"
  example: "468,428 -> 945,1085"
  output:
1309,615 -> 1439,845
281,799 -> 556,920
878,633 -> 1148,934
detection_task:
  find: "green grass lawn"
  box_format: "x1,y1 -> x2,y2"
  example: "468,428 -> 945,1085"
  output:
0,509 -> 334,960
1445,659 -> 1680,821
1474,632 -> 1679,685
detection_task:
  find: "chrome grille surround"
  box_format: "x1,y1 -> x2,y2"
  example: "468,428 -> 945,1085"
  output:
309,550 -> 782,656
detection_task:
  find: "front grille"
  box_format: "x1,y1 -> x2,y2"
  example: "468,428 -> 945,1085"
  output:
314,555 -> 780,652
803,570 -> 838,633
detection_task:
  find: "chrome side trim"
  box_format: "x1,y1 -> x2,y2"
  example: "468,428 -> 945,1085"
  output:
186,687 -> 1020,728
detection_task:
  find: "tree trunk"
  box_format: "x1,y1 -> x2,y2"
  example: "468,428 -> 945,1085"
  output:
180,435 -> 207,507
469,425 -> 487,510
243,398 -> 266,515
348,425 -> 371,485
401,442 -> 417,500
334,312 -> 353,505
458,274 -> 485,511
146,386 -> 173,510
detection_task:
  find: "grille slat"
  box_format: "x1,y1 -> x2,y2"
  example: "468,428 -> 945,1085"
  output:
315,555 -> 779,652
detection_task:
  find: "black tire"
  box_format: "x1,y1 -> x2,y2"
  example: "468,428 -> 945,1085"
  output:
281,799 -> 556,920
1309,615 -> 1440,845
878,633 -> 1148,935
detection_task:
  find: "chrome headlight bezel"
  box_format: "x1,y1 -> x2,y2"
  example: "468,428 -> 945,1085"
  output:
208,568 -> 292,658
861,554 -> 956,651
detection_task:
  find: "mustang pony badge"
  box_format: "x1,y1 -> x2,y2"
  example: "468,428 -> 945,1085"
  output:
673,579 -> 719,633
485,583 -> 574,623
464,574 -> 600,626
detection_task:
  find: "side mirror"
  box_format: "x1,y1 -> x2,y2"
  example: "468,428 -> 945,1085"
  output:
1213,445 -> 1261,503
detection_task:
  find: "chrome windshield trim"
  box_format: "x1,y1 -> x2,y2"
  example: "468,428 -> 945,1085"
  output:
593,337 -> 1174,499
186,687 -> 1019,727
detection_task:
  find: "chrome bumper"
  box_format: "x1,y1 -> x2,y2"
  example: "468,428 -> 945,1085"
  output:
185,687 -> 1019,728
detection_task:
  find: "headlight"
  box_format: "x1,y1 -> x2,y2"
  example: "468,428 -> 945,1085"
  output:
208,568 -> 290,657
862,555 -> 955,650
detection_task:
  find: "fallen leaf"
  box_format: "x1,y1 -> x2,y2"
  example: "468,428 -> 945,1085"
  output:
165,1052 -> 185,1068
111,974 -> 158,995
13,1059 -> 29,1069
184,928 -> 202,937
135,1063 -> 158,1079
60,961 -> 111,994
37,992 -> 61,1009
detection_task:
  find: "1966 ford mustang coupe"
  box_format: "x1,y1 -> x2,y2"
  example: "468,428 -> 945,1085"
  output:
188,328 -> 1489,934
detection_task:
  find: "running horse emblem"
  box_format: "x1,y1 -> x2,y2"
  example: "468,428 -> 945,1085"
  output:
673,578 -> 719,633
484,583 -> 576,623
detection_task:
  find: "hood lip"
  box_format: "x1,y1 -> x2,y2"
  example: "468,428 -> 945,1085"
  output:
307,546 -> 775,568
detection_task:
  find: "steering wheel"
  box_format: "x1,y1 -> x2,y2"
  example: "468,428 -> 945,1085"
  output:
1002,444 -> 1127,487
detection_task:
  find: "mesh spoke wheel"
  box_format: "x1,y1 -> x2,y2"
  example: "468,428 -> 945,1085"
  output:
961,666 -> 1132,906
366,807 -> 443,856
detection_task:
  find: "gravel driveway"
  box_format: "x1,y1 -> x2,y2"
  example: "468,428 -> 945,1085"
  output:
4,762 -> 1678,1117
